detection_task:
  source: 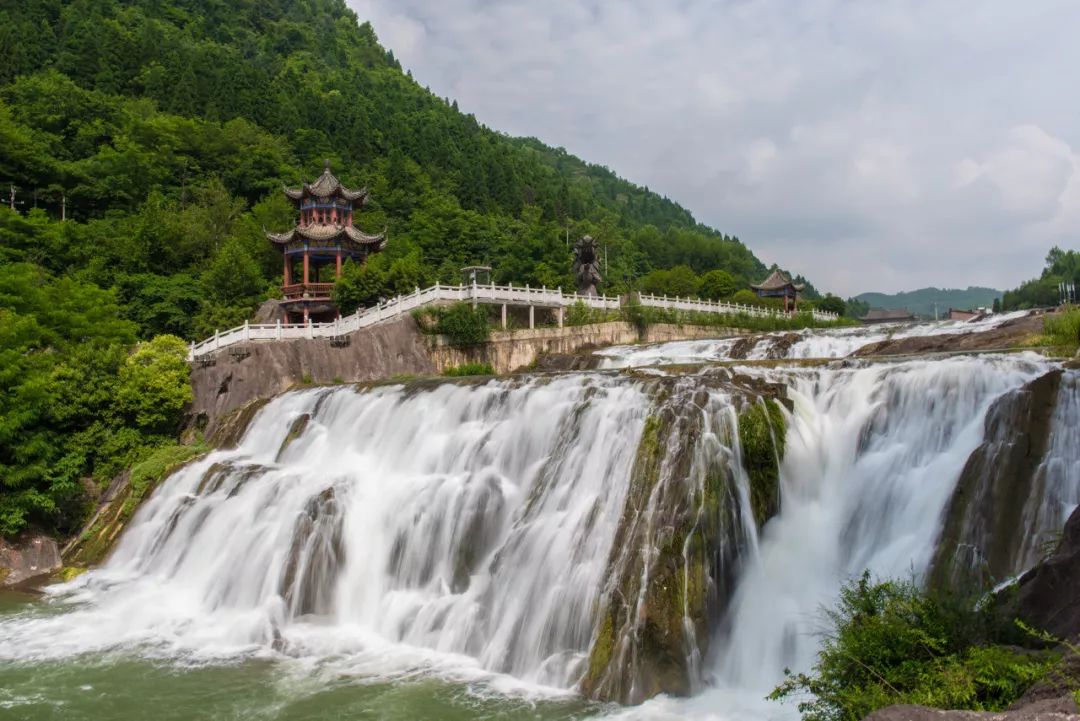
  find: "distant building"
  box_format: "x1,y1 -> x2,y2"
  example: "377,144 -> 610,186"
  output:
860,308 -> 916,325
265,161 -> 387,323
751,270 -> 804,312
947,308 -> 980,322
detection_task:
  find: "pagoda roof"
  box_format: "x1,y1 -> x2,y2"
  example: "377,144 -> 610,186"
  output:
265,224 -> 386,249
751,270 -> 805,291
283,161 -> 369,202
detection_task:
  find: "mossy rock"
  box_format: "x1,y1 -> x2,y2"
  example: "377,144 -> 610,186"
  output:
65,443 -> 207,567
738,399 -> 786,527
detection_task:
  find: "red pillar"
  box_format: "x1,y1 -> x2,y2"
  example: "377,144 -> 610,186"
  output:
303,305 -> 309,323
284,254 -> 292,286
336,248 -> 343,277
303,249 -> 310,285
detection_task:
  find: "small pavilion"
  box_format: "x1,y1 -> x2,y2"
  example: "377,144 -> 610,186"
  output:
266,161 -> 386,323
751,270 -> 804,312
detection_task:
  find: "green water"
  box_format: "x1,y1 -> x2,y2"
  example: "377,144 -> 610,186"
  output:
0,594 -> 610,721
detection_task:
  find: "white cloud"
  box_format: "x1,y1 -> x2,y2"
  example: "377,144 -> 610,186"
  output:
347,0 -> 1080,294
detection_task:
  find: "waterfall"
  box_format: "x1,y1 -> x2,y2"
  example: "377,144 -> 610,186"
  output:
0,342 -> 1072,719
711,354 -> 1051,692
1016,370 -> 1080,567
1,376 -> 649,687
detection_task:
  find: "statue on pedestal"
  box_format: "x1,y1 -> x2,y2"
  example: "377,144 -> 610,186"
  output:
573,235 -> 602,297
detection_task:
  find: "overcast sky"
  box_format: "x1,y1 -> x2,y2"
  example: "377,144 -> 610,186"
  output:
347,0 -> 1080,296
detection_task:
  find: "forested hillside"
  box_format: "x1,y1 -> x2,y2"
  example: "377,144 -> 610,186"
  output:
853,286 -> 1002,318
0,0 -> 820,538
0,0 -> 802,340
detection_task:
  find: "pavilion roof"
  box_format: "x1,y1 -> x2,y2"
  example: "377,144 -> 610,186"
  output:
751,269 -> 805,291
265,224 -> 386,250
283,161 -> 369,203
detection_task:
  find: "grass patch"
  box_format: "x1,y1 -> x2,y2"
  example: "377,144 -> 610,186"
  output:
443,362 -> 496,377
1040,307 -> 1080,353
127,443 -> 208,505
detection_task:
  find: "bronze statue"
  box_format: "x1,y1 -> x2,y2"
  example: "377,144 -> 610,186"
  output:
573,235 -> 602,296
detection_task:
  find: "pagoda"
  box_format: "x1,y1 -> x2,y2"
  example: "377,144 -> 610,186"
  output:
266,161 -> 386,323
751,269 -> 804,312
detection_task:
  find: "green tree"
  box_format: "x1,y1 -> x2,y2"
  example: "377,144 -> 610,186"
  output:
116,335 -> 192,435
817,293 -> 846,316
333,255 -> 390,315
699,269 -> 739,300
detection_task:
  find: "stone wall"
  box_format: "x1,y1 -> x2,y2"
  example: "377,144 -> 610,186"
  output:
188,316 -> 745,436
429,322 -> 739,373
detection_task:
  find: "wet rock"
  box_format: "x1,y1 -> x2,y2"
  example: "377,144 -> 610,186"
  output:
276,413 -> 311,461
929,371 -> 1063,589
853,313 -> 1045,357
582,375 -> 787,704
738,400 -> 787,526
0,532 -> 62,588
1014,503 -> 1080,643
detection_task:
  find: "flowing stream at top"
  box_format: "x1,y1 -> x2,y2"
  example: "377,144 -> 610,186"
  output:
597,311 -> 1032,367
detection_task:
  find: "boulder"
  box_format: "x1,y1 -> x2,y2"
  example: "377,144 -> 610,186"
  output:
0,532 -> 62,588
1015,503 -> 1080,643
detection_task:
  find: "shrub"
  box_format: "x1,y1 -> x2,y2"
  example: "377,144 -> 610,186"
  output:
435,303 -> 490,346
567,299 -> 617,326
770,572 -> 1056,721
1041,307 -> 1080,352
442,363 -> 495,377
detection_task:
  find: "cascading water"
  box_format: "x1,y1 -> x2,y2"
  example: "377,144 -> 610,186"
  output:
711,355 -> 1050,689
1016,370 -> 1080,567
0,331 -> 1074,720
1,376 -> 654,689
597,310 -> 1034,368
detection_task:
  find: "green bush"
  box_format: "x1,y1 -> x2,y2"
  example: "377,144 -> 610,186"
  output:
770,573 -> 1056,721
434,303 -> 490,347
1042,307 -> 1080,352
442,363 -> 495,377
566,299 -> 618,326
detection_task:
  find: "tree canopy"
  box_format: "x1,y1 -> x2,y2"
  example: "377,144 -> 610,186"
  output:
0,0 -> 824,537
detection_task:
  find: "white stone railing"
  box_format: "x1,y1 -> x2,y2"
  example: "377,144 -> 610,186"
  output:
188,282 -> 837,359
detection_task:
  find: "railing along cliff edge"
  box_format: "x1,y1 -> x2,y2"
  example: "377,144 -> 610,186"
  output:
188,282 -> 839,359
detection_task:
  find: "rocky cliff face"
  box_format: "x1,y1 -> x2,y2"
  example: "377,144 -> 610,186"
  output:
930,370 -> 1065,589
581,371 -> 787,704
188,317 -> 746,438
189,317 -> 437,438
0,533 -> 61,588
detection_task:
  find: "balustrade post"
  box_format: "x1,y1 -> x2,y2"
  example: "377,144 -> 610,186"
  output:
244,320 -> 250,342
276,319 -> 282,340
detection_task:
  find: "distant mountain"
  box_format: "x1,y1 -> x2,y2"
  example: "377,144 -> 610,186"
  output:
854,287 -> 1003,318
